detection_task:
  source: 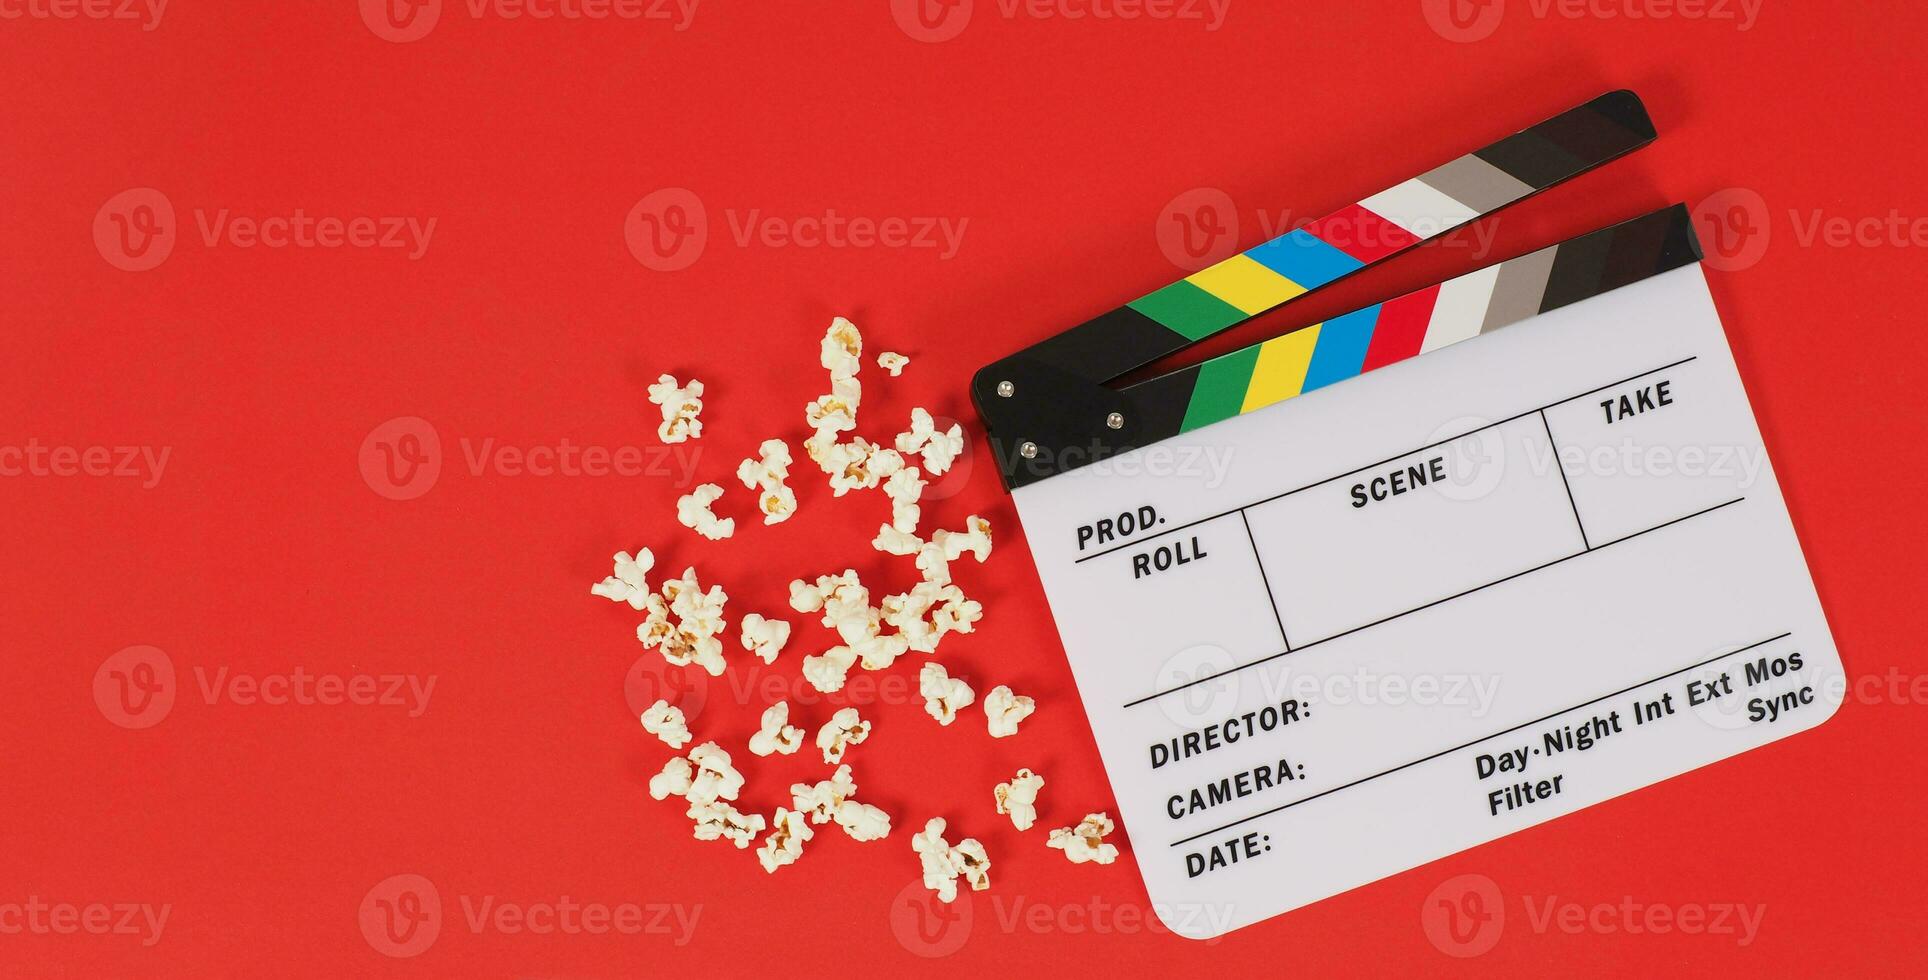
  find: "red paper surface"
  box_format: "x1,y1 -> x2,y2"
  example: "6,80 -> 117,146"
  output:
4,1 -> 1925,974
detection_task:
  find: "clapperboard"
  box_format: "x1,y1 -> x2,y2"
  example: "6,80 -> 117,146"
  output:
972,91 -> 1843,939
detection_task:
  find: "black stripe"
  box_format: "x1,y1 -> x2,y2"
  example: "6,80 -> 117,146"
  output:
1477,90 -> 1655,189
1024,306 -> 1191,384
1540,206 -> 1699,313
1538,219 -> 1616,312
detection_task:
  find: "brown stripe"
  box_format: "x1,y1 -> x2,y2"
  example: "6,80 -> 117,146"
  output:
1418,154 -> 1537,214
1480,243 -> 1558,333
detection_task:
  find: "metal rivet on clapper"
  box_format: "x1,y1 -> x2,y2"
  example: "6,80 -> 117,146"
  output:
996,381 -> 1015,398
1019,441 -> 1038,459
1106,412 -> 1124,430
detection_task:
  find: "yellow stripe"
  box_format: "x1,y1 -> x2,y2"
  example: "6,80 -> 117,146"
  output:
1185,253 -> 1306,316
1242,323 -> 1322,413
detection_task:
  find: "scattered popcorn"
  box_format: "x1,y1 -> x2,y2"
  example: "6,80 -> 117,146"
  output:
801,645 -> 858,693
689,800 -> 765,849
911,818 -> 990,903
591,548 -> 654,609
647,374 -> 705,444
739,613 -> 791,664
803,380 -> 861,440
684,741 -> 746,806
835,800 -> 892,842
994,768 -> 1045,831
821,316 -> 864,380
757,807 -> 814,873
736,439 -> 797,525
640,699 -> 692,749
895,407 -> 964,475
872,523 -> 922,557
790,765 -> 858,825
748,701 -> 806,757
638,567 -> 730,676
822,438 -> 904,497
932,516 -> 993,563
649,756 -> 694,801
982,685 -> 1035,738
1046,812 -> 1121,865
920,663 -> 975,725
883,467 -> 925,534
877,351 -> 909,376
676,483 -> 735,541
815,707 -> 872,764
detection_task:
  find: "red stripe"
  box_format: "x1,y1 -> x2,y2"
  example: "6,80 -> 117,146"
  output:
1361,282 -> 1439,371
1303,202 -> 1422,263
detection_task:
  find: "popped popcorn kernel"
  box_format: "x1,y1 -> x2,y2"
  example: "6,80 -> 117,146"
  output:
982,685 -> 1035,738
649,756 -> 694,801
914,541 -> 952,587
994,768 -> 1045,831
640,698 -> 693,749
815,707 -> 871,764
684,741 -> 746,806
872,523 -> 922,557
757,807 -> 814,873
688,800 -> 765,849
919,663 -> 975,725
790,765 -> 858,824
821,316 -> 864,380
1046,812 -> 1121,865
647,374 -> 705,444
876,351 -> 909,376
748,701 -> 806,757
739,613 -> 791,664
952,838 -> 992,893
911,818 -> 991,903
932,515 -> 993,563
736,439 -> 797,525
834,800 -> 892,842
676,483 -> 736,541
787,578 -> 826,614
639,568 -> 730,677
591,548 -> 655,609
895,407 -> 964,475
884,467 -> 926,534
801,645 -> 858,693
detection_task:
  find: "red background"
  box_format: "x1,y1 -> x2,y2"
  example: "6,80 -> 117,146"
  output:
4,0 -> 1925,975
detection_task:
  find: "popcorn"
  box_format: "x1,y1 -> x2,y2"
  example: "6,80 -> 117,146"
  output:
883,467 -> 925,534
736,439 -> 797,525
676,483 -> 735,541
872,523 -> 922,557
748,701 -> 806,757
982,685 -> 1035,738
822,438 -> 903,497
994,768 -> 1044,831
876,351 -> 909,376
895,407 -> 964,475
853,632 -> 909,671
790,765 -> 858,825
640,567 -> 730,676
647,374 -> 705,444
835,801 -> 892,842
1046,812 -> 1121,865
757,807 -> 814,873
932,590 -> 983,637
821,316 -> 864,380
684,741 -> 746,806
801,645 -> 858,693
591,548 -> 654,609
803,379 -> 862,439
640,699 -> 692,749
911,818 -> 990,903
914,542 -> 952,587
739,613 -> 791,664
649,756 -> 694,801
919,663 -> 975,725
815,707 -> 872,764
932,516 -> 993,563
688,800 -> 765,848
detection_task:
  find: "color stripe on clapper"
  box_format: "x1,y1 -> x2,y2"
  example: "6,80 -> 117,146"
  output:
1145,205 -> 1702,434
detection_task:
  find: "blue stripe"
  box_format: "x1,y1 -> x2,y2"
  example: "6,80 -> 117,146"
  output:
1301,304 -> 1380,392
1245,228 -> 1365,289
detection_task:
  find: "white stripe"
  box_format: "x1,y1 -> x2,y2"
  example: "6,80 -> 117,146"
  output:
1357,178 -> 1480,238
1420,264 -> 1501,353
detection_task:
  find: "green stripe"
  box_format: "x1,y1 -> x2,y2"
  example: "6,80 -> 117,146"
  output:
1180,346 -> 1261,432
1128,281 -> 1245,342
